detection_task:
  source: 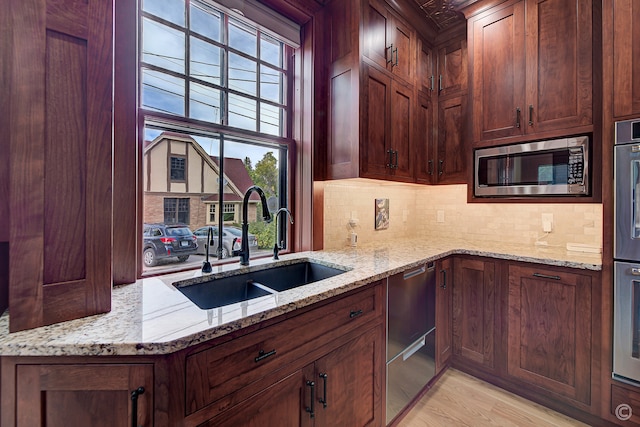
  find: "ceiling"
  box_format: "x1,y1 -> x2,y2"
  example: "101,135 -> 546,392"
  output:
414,0 -> 467,31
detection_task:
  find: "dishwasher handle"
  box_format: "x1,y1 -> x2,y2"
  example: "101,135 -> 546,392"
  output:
403,266 -> 426,280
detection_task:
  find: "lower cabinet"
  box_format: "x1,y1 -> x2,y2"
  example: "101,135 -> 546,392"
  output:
452,257 -> 497,371
507,264 -> 592,406
201,326 -> 383,427
183,282 -> 385,427
1,361 -> 153,427
435,257 -> 452,373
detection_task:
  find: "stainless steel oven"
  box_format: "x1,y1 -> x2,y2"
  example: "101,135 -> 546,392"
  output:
474,136 -> 590,197
613,117 -> 640,386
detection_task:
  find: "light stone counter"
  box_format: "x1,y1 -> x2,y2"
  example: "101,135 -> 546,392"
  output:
0,238 -> 601,357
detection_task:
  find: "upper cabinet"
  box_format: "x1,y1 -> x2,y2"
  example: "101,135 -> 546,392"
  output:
7,0 -> 113,332
364,0 -> 416,85
467,0 -> 594,144
325,0 -> 423,183
608,0 -> 640,119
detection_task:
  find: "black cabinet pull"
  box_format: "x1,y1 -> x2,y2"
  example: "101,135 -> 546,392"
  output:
393,46 -> 398,67
319,373 -> 328,408
386,149 -> 394,168
386,44 -> 394,65
429,75 -> 434,91
428,159 -> 434,175
438,159 -> 444,176
533,273 -> 561,280
438,75 -> 443,92
349,309 -> 363,318
305,381 -> 316,418
131,386 -> 145,427
440,269 -> 447,289
254,349 -> 276,362
516,107 -> 521,128
528,105 -> 534,126
393,150 -> 398,169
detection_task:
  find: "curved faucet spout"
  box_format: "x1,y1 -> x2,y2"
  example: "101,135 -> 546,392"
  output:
273,208 -> 294,260
236,185 -> 272,266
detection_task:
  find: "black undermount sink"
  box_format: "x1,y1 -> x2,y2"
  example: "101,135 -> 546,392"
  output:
174,260 -> 347,310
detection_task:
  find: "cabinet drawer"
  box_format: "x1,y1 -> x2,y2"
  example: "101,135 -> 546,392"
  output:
185,281 -> 383,415
611,384 -> 640,425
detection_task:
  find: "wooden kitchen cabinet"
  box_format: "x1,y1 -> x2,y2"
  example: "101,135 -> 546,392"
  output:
467,0 -> 594,143
452,257 -> 497,371
608,0 -> 640,119
361,64 -> 414,181
183,282 -> 385,426
435,257 -> 452,373
325,0 -> 424,183
507,264 -> 592,405
363,0 -> 416,85
7,0 -> 113,332
416,29 -> 468,185
2,361 -> 153,427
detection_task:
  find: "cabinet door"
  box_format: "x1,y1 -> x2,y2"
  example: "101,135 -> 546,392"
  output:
611,0 -> 640,118
452,258 -> 496,370
364,0 -> 392,71
525,0 -> 593,133
470,2 -> 525,142
200,367 -> 314,427
436,258 -> 453,373
437,38 -> 467,98
415,91 -> 436,184
14,364 -> 153,427
9,0 -> 113,331
361,64 -> 392,180
387,10 -> 414,84
507,265 -> 592,405
436,95 -> 467,184
314,326 -> 384,427
389,79 -> 414,181
417,39 -> 435,93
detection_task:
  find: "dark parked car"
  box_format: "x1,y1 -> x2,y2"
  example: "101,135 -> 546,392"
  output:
143,223 -> 198,267
193,226 -> 257,258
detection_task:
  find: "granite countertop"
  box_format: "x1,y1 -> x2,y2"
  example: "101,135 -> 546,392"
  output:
0,238 -> 602,357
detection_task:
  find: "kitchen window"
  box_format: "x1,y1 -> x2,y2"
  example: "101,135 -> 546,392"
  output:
140,0 -> 296,274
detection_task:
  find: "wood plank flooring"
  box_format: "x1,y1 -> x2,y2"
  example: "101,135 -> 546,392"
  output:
397,369 -> 589,427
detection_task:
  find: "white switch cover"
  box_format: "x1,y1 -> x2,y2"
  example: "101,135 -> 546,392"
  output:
542,213 -> 553,232
437,210 -> 445,223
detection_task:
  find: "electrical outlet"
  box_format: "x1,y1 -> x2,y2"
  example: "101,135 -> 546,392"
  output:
541,213 -> 553,232
437,210 -> 445,223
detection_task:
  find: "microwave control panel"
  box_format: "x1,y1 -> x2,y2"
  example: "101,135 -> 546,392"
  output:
568,148 -> 584,184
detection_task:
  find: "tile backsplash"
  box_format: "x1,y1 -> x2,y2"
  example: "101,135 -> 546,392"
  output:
322,179 -> 602,251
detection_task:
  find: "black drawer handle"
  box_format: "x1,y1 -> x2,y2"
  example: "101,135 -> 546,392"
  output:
305,380 -> 316,418
349,309 -> 363,318
131,386 -> 145,427
254,349 -> 276,363
532,273 -> 561,281
319,373 -> 328,408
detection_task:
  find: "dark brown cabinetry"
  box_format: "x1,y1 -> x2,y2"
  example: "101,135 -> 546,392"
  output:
184,283 -> 385,426
507,264 -> 592,405
452,257 -> 497,371
467,0 -> 594,143
435,257 -> 452,373
609,0 -> 640,119
7,0 -> 113,332
364,0 -> 415,85
362,64 -> 414,181
1,361 -> 153,427
416,31 -> 468,185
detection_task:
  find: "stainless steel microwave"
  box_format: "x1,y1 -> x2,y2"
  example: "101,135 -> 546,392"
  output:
474,136 -> 589,197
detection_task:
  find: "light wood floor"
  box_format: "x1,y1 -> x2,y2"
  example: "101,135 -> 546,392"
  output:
398,369 -> 590,427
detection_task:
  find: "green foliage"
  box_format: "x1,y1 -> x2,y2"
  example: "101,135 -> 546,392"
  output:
248,220 -> 276,250
245,152 -> 278,198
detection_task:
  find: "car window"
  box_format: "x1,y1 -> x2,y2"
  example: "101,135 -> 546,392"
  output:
194,228 -> 206,236
166,227 -> 191,237
152,228 -> 162,237
225,228 -> 242,237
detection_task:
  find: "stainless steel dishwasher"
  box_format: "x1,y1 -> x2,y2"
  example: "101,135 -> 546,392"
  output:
386,262 -> 436,424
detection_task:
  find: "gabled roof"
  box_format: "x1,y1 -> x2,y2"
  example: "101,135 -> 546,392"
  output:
210,157 -> 259,201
